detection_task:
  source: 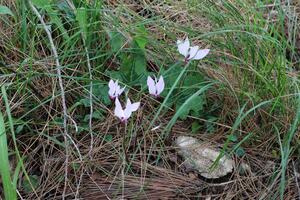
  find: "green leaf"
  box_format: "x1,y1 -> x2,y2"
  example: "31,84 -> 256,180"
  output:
83,115 -> 90,122
120,54 -> 135,79
22,175 -> 39,193
235,147 -> 245,157
183,74 -> 205,86
16,125 -> 24,134
170,72 -> 207,119
53,117 -> 63,126
0,5 -> 14,16
176,95 -> 205,120
166,83 -> 213,130
80,98 -> 90,107
164,65 -> 182,87
119,52 -> 146,84
120,45 -> 147,79
92,82 -> 111,106
31,0 -> 50,8
106,71 -> 125,83
228,134 -> 237,142
83,110 -> 104,122
92,110 -> 104,120
133,50 -> 146,75
71,163 -> 80,171
134,25 -> 148,49
104,134 -> 113,142
77,124 -> 88,134
108,31 -> 126,53
31,0 -> 69,40
134,36 -> 147,49
191,121 -> 201,133
110,28 -> 148,84
76,7 -> 88,39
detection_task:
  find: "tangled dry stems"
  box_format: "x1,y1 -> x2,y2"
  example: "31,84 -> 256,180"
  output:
3,98 -> 297,199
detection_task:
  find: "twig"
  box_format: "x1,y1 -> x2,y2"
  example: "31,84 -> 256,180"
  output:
29,2 -> 70,199
16,189 -> 25,200
85,45 -> 94,158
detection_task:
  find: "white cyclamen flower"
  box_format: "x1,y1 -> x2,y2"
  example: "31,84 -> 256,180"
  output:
177,37 -> 210,61
108,79 -> 125,99
114,98 -> 140,123
147,75 -> 165,97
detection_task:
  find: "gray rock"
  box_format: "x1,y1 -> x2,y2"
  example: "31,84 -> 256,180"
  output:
176,136 -> 234,179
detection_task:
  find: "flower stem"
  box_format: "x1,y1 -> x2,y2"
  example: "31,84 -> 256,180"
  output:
146,61 -> 191,133
121,123 -> 127,199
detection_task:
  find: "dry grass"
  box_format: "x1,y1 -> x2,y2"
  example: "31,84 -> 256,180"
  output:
11,116 -> 299,199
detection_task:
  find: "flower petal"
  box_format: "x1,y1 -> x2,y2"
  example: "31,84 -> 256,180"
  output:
115,84 -> 125,97
108,79 -> 115,89
118,86 -> 125,96
123,110 -> 131,120
193,49 -> 210,60
129,102 -> 140,112
188,46 -> 199,60
126,98 -> 140,112
108,79 -> 116,97
147,76 -> 156,95
124,98 -> 140,119
114,98 -> 124,119
124,99 -> 133,119
126,98 -> 132,108
156,76 -> 165,95
177,37 -> 190,57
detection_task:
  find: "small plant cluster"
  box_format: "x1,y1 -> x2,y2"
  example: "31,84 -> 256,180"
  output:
109,37 -> 209,123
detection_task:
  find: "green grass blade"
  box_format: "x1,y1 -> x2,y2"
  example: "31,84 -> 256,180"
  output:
279,90 -> 300,199
0,111 -> 17,200
0,5 -> 14,16
212,100 -> 271,169
2,85 -> 39,198
146,61 -> 191,132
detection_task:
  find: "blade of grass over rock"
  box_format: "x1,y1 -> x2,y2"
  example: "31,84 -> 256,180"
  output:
211,100 -> 272,170
149,82 -> 214,165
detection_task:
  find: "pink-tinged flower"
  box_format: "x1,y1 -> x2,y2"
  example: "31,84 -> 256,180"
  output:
108,79 -> 125,100
177,37 -> 210,62
114,98 -> 140,123
147,75 -> 165,98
